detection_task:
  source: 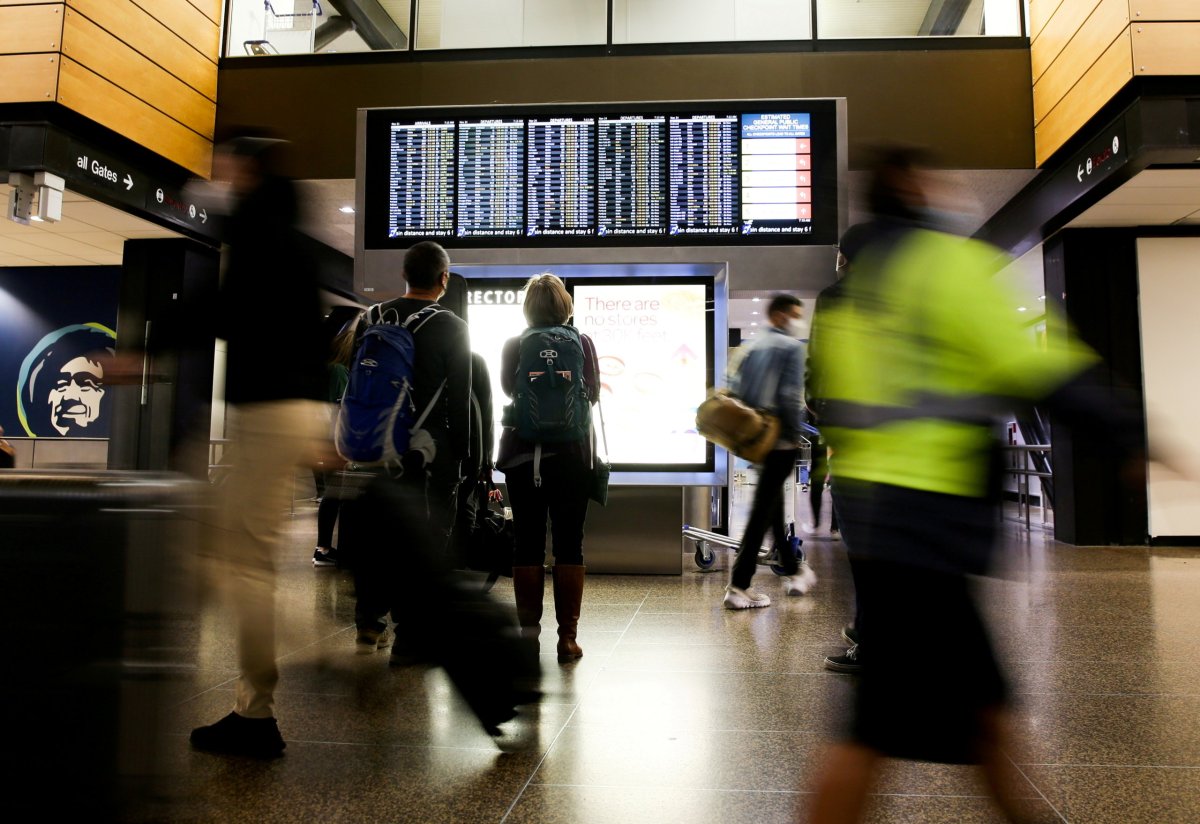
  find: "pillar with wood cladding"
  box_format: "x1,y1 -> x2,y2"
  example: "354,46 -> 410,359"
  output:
0,0 -> 220,177
1030,0 -> 1200,167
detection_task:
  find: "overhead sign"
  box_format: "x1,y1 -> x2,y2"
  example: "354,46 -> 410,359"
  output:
1073,132 -> 1125,185
60,140 -> 217,240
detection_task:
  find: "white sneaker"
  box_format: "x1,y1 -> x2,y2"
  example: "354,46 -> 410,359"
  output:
800,522 -> 817,535
723,585 -> 771,609
781,564 -> 818,596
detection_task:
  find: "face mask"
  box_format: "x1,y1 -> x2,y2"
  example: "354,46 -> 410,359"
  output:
785,317 -> 805,338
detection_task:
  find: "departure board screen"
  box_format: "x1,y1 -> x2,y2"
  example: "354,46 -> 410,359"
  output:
668,114 -> 739,236
527,117 -> 595,237
597,115 -> 667,237
457,119 -> 525,238
364,99 -> 842,248
387,120 -> 455,238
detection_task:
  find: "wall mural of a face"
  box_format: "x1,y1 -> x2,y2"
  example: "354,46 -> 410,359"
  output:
18,324 -> 117,438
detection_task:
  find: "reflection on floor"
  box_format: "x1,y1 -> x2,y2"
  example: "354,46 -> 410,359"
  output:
158,507 -> 1200,823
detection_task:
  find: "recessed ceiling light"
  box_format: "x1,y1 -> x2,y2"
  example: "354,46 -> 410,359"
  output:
751,311 -> 759,315
1038,295 -> 1046,301
751,297 -> 760,302
1017,306 -> 1028,312
339,206 -> 355,214
750,322 -> 758,326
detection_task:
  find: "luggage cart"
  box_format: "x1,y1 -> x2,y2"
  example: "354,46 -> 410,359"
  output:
682,523 -> 806,574
685,437 -> 813,572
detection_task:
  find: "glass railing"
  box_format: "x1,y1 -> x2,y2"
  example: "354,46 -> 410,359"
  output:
223,0 -> 1024,58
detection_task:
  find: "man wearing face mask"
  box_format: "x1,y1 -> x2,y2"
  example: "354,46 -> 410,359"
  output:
723,293 -> 816,609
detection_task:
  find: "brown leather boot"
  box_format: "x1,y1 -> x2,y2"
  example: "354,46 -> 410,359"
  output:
552,564 -> 586,663
511,566 -> 545,640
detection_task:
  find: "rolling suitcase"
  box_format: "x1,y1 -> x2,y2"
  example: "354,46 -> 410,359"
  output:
0,471 -> 199,819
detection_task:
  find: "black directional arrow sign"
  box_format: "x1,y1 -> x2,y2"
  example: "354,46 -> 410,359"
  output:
60,139 -> 218,241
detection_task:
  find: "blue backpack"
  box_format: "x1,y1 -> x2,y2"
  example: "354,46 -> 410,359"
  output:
334,304 -> 446,465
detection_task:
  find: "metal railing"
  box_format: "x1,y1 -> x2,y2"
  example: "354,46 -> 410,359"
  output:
1002,443 -> 1052,531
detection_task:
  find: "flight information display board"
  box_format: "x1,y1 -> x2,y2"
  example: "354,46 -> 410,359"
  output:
365,100 -> 841,248
387,120 -> 455,239
527,116 -> 595,237
668,114 -> 739,236
457,118 -> 525,238
597,115 -> 667,237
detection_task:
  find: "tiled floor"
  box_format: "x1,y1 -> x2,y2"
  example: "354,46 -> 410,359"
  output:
154,504 -> 1200,823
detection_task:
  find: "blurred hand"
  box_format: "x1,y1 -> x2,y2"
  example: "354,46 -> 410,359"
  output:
103,351 -> 153,385
310,441 -> 344,471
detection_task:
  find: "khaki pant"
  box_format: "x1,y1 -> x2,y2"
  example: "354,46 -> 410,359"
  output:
214,400 -> 324,719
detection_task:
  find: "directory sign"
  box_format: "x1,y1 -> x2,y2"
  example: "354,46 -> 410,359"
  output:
466,282 -> 528,464
365,99 -> 841,247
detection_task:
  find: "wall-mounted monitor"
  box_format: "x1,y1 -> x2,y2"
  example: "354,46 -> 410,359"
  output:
364,100 -> 841,249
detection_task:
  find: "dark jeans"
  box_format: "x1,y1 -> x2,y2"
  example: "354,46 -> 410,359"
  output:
504,454 -> 590,567
809,446 -> 839,531
315,470 -> 342,548
731,447 -> 800,590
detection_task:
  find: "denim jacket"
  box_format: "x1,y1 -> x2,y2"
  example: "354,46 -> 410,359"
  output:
731,326 -> 809,441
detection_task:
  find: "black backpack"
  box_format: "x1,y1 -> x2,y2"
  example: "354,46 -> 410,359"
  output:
505,325 -> 590,444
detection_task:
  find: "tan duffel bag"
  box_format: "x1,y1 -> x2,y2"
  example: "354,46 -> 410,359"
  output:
695,389 -> 781,464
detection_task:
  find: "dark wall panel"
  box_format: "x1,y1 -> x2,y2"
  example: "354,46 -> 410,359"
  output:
1044,228 -> 1148,546
216,49 -> 1036,180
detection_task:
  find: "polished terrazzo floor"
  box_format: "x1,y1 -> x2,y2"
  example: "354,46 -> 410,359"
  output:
154,500 -> 1200,823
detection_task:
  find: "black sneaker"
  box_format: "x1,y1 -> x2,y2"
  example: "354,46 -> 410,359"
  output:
841,624 -> 859,646
824,644 -> 863,674
190,712 -> 285,758
312,547 -> 338,567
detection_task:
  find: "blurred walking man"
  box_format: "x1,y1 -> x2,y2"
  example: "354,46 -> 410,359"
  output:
189,137 -> 326,758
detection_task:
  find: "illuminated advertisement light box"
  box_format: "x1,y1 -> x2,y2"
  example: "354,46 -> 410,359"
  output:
458,267 -> 723,485
573,282 -> 709,467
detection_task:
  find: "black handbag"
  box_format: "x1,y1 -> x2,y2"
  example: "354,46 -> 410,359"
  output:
589,398 -> 611,506
466,483 -> 515,579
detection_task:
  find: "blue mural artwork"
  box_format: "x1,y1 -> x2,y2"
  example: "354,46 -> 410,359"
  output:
0,267 -> 121,438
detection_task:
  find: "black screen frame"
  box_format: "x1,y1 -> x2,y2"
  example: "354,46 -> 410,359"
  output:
364,99 -> 840,250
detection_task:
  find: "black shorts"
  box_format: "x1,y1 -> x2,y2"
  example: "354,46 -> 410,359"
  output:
835,481 -> 1007,764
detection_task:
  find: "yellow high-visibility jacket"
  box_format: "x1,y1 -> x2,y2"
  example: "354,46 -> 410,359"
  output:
810,228 -> 1097,498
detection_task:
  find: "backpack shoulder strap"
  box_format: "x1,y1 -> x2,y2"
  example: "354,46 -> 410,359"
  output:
402,304 -> 448,333
367,301 -> 405,326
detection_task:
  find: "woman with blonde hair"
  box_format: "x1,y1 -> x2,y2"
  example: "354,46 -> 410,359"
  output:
498,274 -> 600,663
